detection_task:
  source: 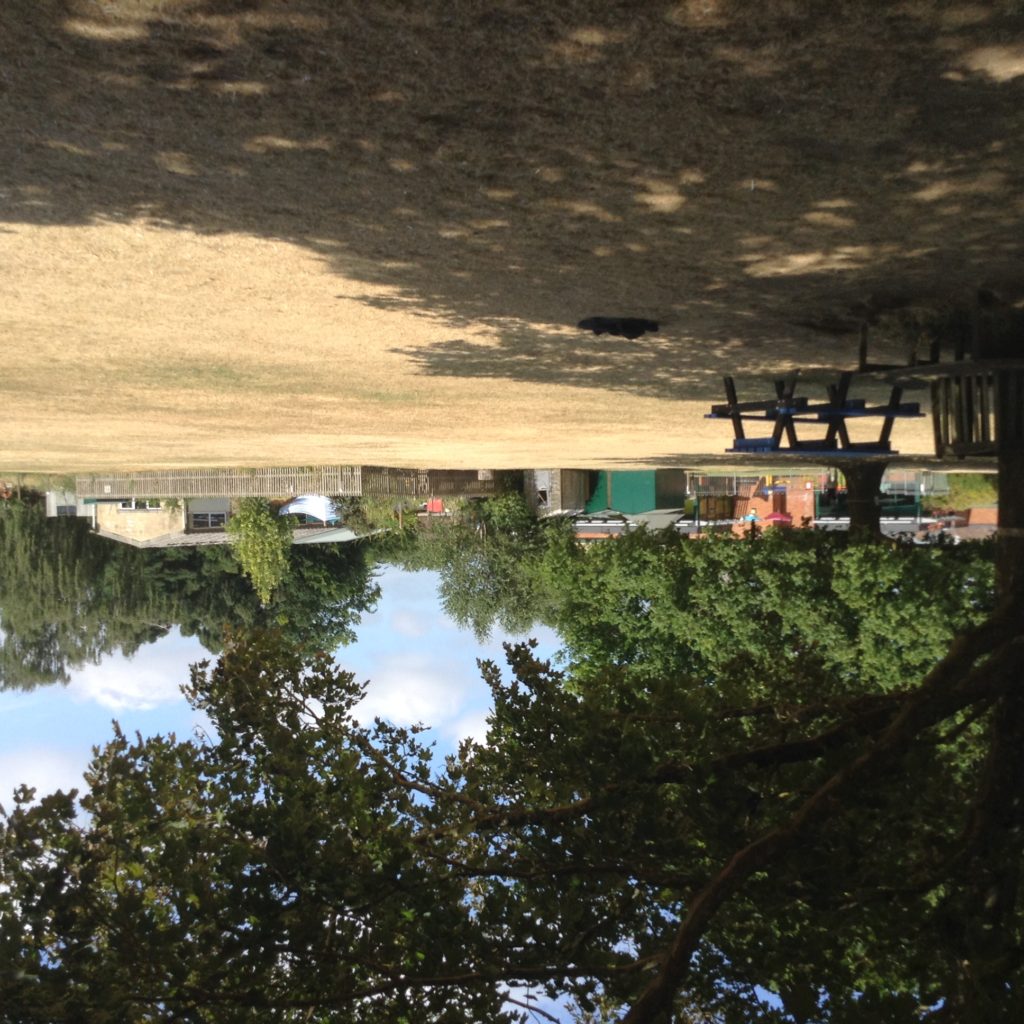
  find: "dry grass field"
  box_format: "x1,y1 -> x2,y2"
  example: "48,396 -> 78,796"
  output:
2,0 -> 1023,471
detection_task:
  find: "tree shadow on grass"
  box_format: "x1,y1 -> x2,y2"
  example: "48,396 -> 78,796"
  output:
2,1 -> 1024,396
386,320 -> 860,401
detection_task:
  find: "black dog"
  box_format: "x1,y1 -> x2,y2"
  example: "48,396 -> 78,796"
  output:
578,317 -> 659,340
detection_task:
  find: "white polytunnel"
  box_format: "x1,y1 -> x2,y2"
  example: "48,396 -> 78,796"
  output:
277,494 -> 342,524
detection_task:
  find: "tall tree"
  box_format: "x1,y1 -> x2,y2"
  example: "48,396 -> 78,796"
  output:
269,540 -> 381,654
391,496 -> 995,675
0,632 -> 509,1023
225,498 -> 292,605
0,501 -> 379,689
390,493 -> 560,640
2,540 -> 1018,1021
541,527 -> 994,695
0,501 -> 173,688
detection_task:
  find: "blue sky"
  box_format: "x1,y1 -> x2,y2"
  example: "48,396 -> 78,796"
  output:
0,564 -> 788,1021
0,565 -> 569,1018
0,565 -> 560,807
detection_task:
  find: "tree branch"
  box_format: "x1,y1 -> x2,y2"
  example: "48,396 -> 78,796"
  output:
504,994 -> 562,1024
621,609 -> 1024,1024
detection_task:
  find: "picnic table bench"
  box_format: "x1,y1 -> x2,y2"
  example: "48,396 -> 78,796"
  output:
707,373 -> 923,456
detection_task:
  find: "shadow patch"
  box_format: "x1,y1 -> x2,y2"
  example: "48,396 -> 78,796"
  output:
578,317 -> 660,340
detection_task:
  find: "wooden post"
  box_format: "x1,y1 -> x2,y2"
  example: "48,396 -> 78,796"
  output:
996,369 -> 1024,599
997,450 -> 1024,600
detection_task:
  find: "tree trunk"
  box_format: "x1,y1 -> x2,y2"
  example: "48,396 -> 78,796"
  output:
840,462 -> 886,541
996,449 -> 1024,601
951,440 -> 1024,1014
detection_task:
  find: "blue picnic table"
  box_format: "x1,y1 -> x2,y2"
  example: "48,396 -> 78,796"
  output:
706,373 -> 923,456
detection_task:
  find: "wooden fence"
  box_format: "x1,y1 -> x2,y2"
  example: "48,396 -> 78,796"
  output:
931,368 -> 1024,458
75,466 -> 502,499
687,473 -> 764,496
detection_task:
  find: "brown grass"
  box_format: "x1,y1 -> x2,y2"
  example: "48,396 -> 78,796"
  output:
2,1 -> 1023,471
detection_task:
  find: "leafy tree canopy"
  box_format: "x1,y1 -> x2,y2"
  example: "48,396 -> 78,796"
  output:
389,498 -> 995,691
0,500 -> 379,690
0,500 -> 177,688
386,492 -> 560,640
226,498 -> 293,605
546,528 -> 995,693
2,532 -> 1019,1022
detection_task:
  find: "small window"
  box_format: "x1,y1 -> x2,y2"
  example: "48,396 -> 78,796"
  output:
56,505 -> 76,517
190,512 -> 227,530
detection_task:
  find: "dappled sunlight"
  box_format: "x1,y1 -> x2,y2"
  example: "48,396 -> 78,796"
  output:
568,26 -> 629,46
533,166 -> 565,184
546,25 -> 631,65
154,150 -> 198,177
802,210 -> 856,229
387,316 -> 866,407
912,169 -> 1008,202
635,191 -> 686,214
243,135 -> 332,154
1,0 -> 1021,470
740,246 -> 878,278
665,0 -> 731,29
63,18 -> 147,42
962,42 -> 1024,81
466,218 -> 510,231
44,140 -> 97,158
543,198 -> 621,222
632,175 -> 693,214
211,81 -> 268,96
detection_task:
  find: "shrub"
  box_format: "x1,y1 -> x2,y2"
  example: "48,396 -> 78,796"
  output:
226,499 -> 292,605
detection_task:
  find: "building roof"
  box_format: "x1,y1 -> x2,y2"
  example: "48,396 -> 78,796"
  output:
94,526 -> 365,548
292,527 -> 363,545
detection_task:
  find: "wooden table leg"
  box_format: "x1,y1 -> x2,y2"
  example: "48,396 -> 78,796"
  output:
878,385 -> 903,447
724,376 -> 745,441
825,373 -> 853,449
773,376 -> 799,448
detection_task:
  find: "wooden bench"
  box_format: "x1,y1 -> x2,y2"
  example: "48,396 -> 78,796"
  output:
710,373 -> 923,457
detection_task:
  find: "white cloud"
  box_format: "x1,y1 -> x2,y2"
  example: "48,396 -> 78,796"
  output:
0,746 -> 89,808
67,632 -> 206,711
344,569 -> 564,759
354,651 -> 481,729
390,607 -> 430,638
446,708 -> 492,745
